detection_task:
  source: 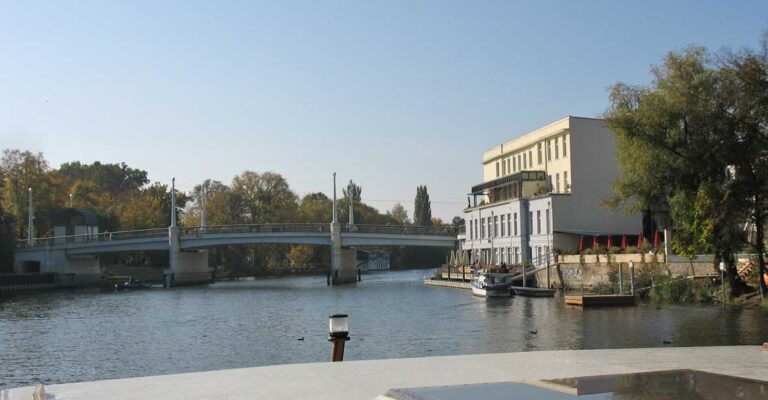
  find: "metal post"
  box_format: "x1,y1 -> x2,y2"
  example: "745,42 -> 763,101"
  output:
200,185 -> 207,232
69,193 -> 74,208
348,191 -> 354,226
28,187 -> 34,246
332,173 -> 337,223
170,178 -> 177,228
618,263 -> 623,295
629,260 -> 635,295
546,250 -> 551,289
523,261 -> 527,288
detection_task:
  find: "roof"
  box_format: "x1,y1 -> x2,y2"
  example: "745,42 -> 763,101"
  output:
53,208 -> 99,227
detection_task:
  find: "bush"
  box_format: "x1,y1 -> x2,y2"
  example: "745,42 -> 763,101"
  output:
649,275 -> 692,303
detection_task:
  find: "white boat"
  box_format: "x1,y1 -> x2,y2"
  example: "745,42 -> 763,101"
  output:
471,272 -> 513,298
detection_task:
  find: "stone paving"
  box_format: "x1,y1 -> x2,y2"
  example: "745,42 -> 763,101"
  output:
3,346 -> 767,399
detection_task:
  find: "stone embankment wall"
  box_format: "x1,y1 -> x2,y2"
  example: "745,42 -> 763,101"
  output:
538,253 -> 718,290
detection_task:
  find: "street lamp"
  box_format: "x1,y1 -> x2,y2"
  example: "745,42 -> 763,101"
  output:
328,314 -> 350,362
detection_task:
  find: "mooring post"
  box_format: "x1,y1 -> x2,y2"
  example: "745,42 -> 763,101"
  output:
546,252 -> 551,290
629,260 -> 635,295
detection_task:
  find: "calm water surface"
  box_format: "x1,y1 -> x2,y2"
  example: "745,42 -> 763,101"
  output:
1,269 -> 767,389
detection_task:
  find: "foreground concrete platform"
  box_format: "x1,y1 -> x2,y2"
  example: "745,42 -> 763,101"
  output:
3,346 -> 767,399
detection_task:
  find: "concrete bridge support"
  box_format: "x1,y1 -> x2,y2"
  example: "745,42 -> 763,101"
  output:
14,247 -> 102,287
330,222 -> 357,284
168,227 -> 211,286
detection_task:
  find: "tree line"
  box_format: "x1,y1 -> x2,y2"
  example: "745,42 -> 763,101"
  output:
0,151 -> 452,274
605,33 -> 768,298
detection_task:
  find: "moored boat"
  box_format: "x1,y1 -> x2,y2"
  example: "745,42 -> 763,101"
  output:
471,272 -> 513,298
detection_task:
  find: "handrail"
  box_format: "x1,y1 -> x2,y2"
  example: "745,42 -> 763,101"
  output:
17,223 -> 457,248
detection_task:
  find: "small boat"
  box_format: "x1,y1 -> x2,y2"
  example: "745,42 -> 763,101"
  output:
114,277 -> 151,291
471,272 -> 513,298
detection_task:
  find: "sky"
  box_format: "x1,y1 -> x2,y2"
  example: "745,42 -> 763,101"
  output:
1,1 -> 767,221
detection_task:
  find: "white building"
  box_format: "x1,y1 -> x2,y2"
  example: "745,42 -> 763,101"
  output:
460,116 -> 640,266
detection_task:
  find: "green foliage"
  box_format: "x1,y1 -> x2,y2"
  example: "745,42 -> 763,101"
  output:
387,203 -> 410,224
342,180 -> 361,203
413,185 -> 432,226
649,275 -> 693,303
604,41 -> 768,296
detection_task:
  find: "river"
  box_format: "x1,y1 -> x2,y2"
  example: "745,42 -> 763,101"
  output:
1,269 -> 767,390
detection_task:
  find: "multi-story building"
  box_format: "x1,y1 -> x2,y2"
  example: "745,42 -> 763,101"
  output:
459,116 -> 640,266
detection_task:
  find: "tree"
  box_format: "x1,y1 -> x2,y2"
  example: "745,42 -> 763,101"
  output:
0,149 -> 62,239
342,180 -> 361,203
413,185 -> 432,226
0,174 -> 15,273
387,202 -> 409,224
231,171 -> 298,224
451,216 -> 465,228
605,46 -> 754,295
298,192 -> 332,223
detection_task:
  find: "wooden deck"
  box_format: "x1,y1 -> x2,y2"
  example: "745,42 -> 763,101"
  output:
564,294 -> 636,307
424,278 -> 471,290
512,286 -> 556,297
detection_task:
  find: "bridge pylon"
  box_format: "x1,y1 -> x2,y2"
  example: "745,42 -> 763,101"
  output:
330,222 -> 357,284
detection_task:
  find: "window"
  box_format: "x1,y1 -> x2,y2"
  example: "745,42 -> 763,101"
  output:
481,218 -> 485,238
494,216 -> 499,238
512,213 -> 517,236
514,247 -> 519,263
528,150 -> 532,167
475,219 -> 479,239
486,218 -> 491,239
507,214 -> 511,237
563,134 -> 568,157
522,153 -> 527,170
547,140 -> 552,161
536,210 -> 541,234
500,216 -> 505,236
537,143 -> 542,164
506,158 -> 511,175
501,159 -> 506,176
496,161 -> 500,177
555,137 -> 559,159
564,171 -> 569,192
517,155 -> 521,171
556,173 -> 560,193
545,209 -> 550,234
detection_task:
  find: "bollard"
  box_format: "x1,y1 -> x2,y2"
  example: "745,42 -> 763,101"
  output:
33,384 -> 45,400
328,314 -> 350,362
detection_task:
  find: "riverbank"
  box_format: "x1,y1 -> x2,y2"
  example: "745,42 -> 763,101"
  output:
4,346 -> 766,399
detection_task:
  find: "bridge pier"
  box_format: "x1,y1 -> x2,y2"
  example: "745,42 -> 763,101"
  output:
330,222 -> 357,284
168,226 -> 211,286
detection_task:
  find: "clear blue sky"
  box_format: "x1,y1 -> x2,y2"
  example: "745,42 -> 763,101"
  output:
1,1 -> 766,220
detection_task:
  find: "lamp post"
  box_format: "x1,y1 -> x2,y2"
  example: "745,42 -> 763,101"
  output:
28,187 -> 34,246
328,314 -> 350,362
720,261 -> 725,307
629,260 -> 635,296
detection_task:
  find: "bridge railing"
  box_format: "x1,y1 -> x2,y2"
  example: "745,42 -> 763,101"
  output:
179,223 -> 331,236
17,228 -> 169,248
342,224 -> 457,236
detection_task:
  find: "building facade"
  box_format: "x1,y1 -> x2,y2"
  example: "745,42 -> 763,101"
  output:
459,116 -> 640,266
